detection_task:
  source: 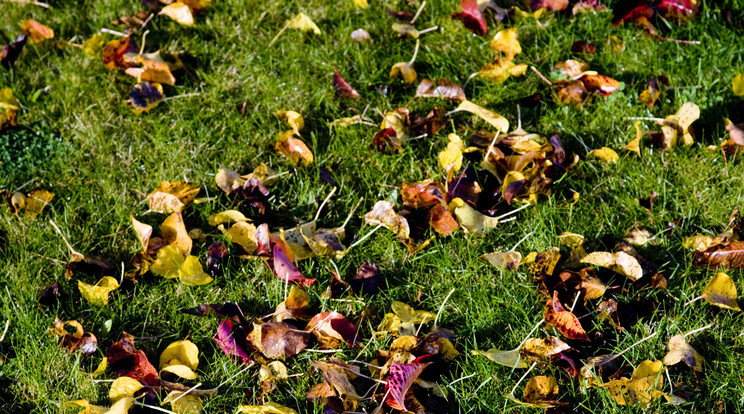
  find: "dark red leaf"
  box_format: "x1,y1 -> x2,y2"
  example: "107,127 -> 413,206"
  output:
658,0 -> 698,21
452,0 -> 487,35
333,69 -> 360,99
272,242 -> 316,287
214,320 -> 253,364
410,107 -> 446,137
385,362 -> 431,411
106,332 -> 160,387
370,128 -> 401,153
426,203 -> 458,235
532,0 -> 568,12
307,311 -> 359,349
0,35 -> 27,69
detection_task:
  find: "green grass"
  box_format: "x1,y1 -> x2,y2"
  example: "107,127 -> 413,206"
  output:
2,0 -> 744,412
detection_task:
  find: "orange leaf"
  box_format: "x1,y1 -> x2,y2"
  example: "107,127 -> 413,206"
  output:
544,291 -> 589,341
20,20 -> 54,43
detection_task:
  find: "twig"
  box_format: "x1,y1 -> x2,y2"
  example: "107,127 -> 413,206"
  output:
449,372 -> 476,386
484,130 -> 501,164
0,0 -> 49,8
509,231 -> 534,252
141,12 -> 155,30
49,220 -> 81,257
626,116 -> 667,123
0,320 -> 10,343
346,224 -> 383,252
530,66 -> 552,86
494,203 -> 531,221
139,30 -> 150,56
408,39 -> 420,66
683,296 -> 703,306
100,28 -> 127,37
341,197 -> 364,229
163,93 -> 201,101
663,37 -> 701,45
167,382 -> 203,404
417,26 -> 438,36
134,403 -> 177,414
29,251 -> 66,265
269,23 -> 289,46
410,0 -> 426,24
682,323 -> 714,338
509,361 -> 538,397
570,291 -> 581,313
463,71 -> 479,88
313,187 -> 337,222
434,288 -> 456,330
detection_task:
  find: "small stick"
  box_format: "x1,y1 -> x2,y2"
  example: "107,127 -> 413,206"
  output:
484,131 -> 501,164
163,93 -> 201,101
410,0 -> 426,24
683,323 -> 714,338
463,71 -> 479,88
417,26 -> 438,35
0,0 -> 50,8
313,187 -> 337,222
530,66 -> 552,86
683,296 -> 703,306
100,28 -> 127,37
0,320 -> 10,343
167,382 -> 203,404
408,39 -> 420,66
663,37 -> 701,45
449,372 -> 476,386
346,224 -> 383,251
434,288 -> 456,330
570,292 -> 581,313
269,23 -> 289,46
141,12 -> 155,30
626,116 -> 667,123
666,369 -> 674,394
341,197 -> 364,229
494,203 -> 531,221
509,361 -> 538,397
516,320 -> 544,350
139,30 -> 150,55
510,231 -> 534,252
49,220 -> 81,257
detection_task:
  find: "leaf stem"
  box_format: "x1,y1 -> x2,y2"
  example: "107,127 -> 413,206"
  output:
682,323 -> 714,338
434,288 -> 456,330
269,23 -> 289,46
530,66 -> 552,86
409,39 -> 420,65
410,0 -> 426,24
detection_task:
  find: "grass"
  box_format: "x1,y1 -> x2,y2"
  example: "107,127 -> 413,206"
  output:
2,0 -> 744,412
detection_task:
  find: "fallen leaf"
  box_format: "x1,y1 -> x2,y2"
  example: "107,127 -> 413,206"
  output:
452,100 -> 509,132
482,251 -> 522,270
49,318 -> 98,355
275,135 -> 313,166
163,390 -> 202,414
0,35 -> 27,69
159,340 -> 199,372
160,2 -> 194,25
477,60 -> 528,83
390,62 -> 417,84
659,102 -> 700,147
702,272 -> 741,311
102,37 -> 138,70
598,360 -> 666,406
544,291 -> 589,341
449,197 -> 500,236
307,311 -> 359,349
237,402 -> 298,414
391,301 -> 435,324
249,321 -> 313,359
333,69 -> 360,99
272,242 -> 316,287
385,362 -> 431,411
364,201 -> 410,239
490,28 -> 521,61
693,241 -> 744,269
474,347 -> 527,368
350,28 -> 370,42
415,79 -> 466,100
109,376 -> 143,402
588,147 -> 619,164
582,74 -> 621,95
532,0 -> 568,11
426,203 -> 459,235
349,262 -> 380,294
106,332 -> 159,387
276,110 -> 304,135
147,182 -> 199,214
78,277 -> 120,306
734,73 -> 744,97
438,133 -> 465,173
161,212 -> 193,254
662,334 -> 703,371
63,400 -> 108,414
20,20 -> 54,43
724,117 -> 744,146
452,0 -> 487,35
401,181 -> 445,209
286,13 -> 321,35
0,88 -> 21,130
312,360 -> 363,403
23,189 -> 55,219
581,251 -> 643,281
126,57 -> 177,86
624,121 -> 643,154
507,375 -> 562,408
214,320 -> 253,364
129,81 -> 165,113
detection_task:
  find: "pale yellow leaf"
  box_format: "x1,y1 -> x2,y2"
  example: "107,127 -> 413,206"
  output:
286,13 -> 321,34
160,2 -> 194,26
163,391 -> 202,414
364,201 -> 410,239
238,402 -> 299,414
161,212 -> 193,254
702,272 -> 741,311
160,340 -> 199,370
161,363 -> 199,380
453,100 -> 509,132
353,0 -> 368,8
581,251 -> 642,281
151,245 -> 186,278
275,110 -> 304,135
63,400 -> 108,414
178,255 -> 213,286
482,251 -> 522,270
449,197 -> 500,236
227,221 -> 259,253
490,28 -> 521,61
662,334 -> 704,372
208,210 -> 249,226
588,147 -> 618,164
734,73 -> 744,97
390,62 -> 417,84
438,133 -> 464,173
105,397 -> 135,414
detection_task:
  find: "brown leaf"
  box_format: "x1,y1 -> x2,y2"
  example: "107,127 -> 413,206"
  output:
147,181 -> 199,213
49,318 -> 98,355
693,241 -> 744,269
20,20 -> 54,43
415,79 -> 466,100
400,181 -> 445,209
250,321 -> 312,359
307,311 -> 359,349
333,69 -> 360,99
275,134 -> 313,166
426,203 -> 458,235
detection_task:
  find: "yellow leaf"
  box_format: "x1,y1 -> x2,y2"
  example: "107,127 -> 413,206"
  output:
558,232 -> 584,248
702,272 -> 741,311
330,115 -> 365,127
682,234 -> 714,251
148,181 -> 199,214
490,28 -> 521,61
624,121 -> 642,154
163,391 -> 202,414
588,147 -> 618,164
24,188 -> 55,219
82,33 -> 106,56
392,23 -> 420,38
520,375 -> 559,407
160,340 -> 199,370
391,301 -> 435,324
353,0 -> 368,8
63,400 -> 108,414
662,103 -> 699,147
161,212 -> 193,254
662,334 -> 704,372
151,245 -> 186,278
238,402 -> 299,414
178,255 -> 213,285
160,2 -> 194,26
161,363 -> 199,379
89,357 -> 108,377
275,135 -> 314,166
130,216 -> 153,252
259,361 -> 289,382
275,110 -> 304,135
106,397 -> 135,414
438,133 -> 464,173
452,100 -> 509,132
226,221 -> 259,253
78,276 -> 120,306
286,13 -> 321,34
208,210 -> 249,226
20,19 -> 54,43
449,197 -> 500,236
581,251 -> 642,281
390,62 -> 417,84
127,57 -> 177,86
215,168 -> 244,194
109,377 -> 143,402
473,347 -> 527,368
478,60 -> 527,83
733,73 -> 744,97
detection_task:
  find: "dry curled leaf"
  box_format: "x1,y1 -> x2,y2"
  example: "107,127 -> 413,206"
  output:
364,201 -> 410,239
482,251 -> 522,270
20,20 -> 54,43
581,251 -> 643,281
490,28 -> 521,61
545,291 -> 589,341
415,79 -> 466,100
702,272 -> 741,311
693,241 -> 744,269
147,181 -> 199,214
333,69 -> 360,99
662,334 -> 703,372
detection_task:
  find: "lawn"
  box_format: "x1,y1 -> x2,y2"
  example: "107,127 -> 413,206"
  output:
2,0 -> 744,413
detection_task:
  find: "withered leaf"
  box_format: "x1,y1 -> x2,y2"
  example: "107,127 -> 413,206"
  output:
452,0 -> 487,35
544,291 -> 589,341
385,362 -> 431,411
702,272 -> 741,311
307,311 -> 359,349
415,79 -> 466,100
20,20 -> 54,43
662,334 -> 703,372
333,69 -> 360,99
693,241 -> 744,269
349,262 -> 380,295
1,35 -> 27,69
106,332 -> 160,387
49,318 -> 98,355
250,321 -> 312,359
147,181 -> 199,213
102,37 -> 138,70
129,81 -> 165,113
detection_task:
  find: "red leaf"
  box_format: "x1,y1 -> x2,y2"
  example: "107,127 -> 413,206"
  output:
272,242 -> 316,287
693,241 -> 744,269
106,332 -> 160,387
452,0 -> 487,35
426,203 -> 459,235
333,69 -> 360,99
401,181 -> 446,209
531,0 -> 568,12
214,320 -> 253,364
307,311 -> 359,349
385,362 -> 431,411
